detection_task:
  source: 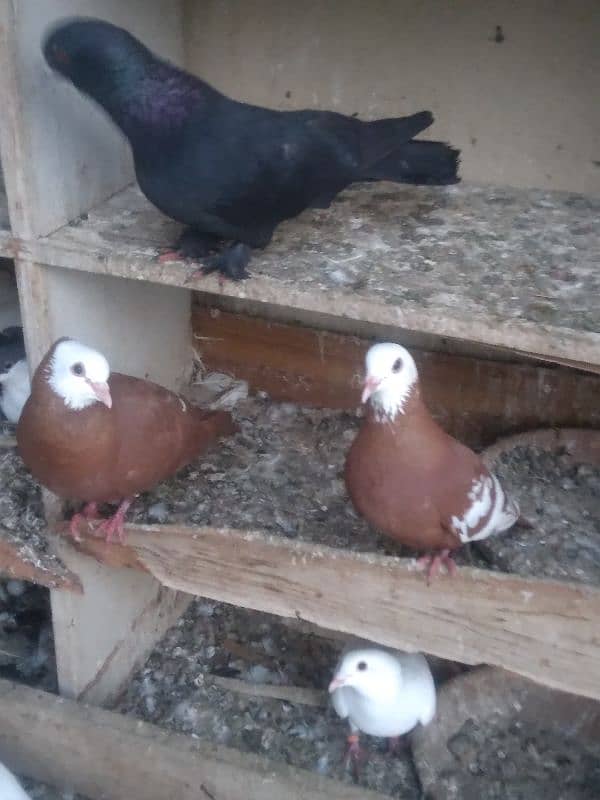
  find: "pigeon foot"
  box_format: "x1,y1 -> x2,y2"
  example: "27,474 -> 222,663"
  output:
158,229 -> 221,264
187,242 -> 252,283
92,498 -> 133,544
417,548 -> 457,584
344,733 -> 366,781
68,502 -> 101,540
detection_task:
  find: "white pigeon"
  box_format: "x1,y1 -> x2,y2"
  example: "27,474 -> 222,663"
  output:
0,762 -> 31,800
0,359 -> 31,423
329,648 -> 435,767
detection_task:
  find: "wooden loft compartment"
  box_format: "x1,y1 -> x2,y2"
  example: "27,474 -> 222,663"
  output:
0,0 -> 597,730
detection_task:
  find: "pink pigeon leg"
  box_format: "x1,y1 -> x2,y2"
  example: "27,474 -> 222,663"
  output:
417,548 -> 457,584
68,502 -> 102,540
344,733 -> 366,780
93,498 -> 133,544
158,249 -> 185,264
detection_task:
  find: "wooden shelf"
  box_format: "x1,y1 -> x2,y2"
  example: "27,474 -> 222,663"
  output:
60,522 -> 600,702
20,181 -> 600,371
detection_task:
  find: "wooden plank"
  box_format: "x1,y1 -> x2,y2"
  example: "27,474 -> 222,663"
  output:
210,676 -> 326,708
0,527 -> 81,592
19,182 -> 600,371
0,678 -> 392,800
192,306 -> 600,447
60,523 -> 600,702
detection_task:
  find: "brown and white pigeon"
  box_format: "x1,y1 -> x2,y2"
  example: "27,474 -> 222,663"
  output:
345,342 -> 520,581
17,338 -> 236,542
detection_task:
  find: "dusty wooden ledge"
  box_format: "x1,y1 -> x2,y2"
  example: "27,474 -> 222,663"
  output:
0,526 -> 82,592
0,678 -> 389,800
18,182 -> 600,371
56,522 -> 600,701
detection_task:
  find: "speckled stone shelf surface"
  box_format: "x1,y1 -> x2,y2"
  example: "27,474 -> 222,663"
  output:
28,181 -> 600,365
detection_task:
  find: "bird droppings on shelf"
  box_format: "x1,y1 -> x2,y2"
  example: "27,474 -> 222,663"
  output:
0,444 -> 65,580
413,668 -> 600,800
117,598 -> 424,797
40,182 -> 600,361
479,446 -> 600,585
129,396 -> 600,585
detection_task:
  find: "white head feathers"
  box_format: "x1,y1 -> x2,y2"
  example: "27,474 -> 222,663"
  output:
47,339 -> 112,411
361,343 -> 418,421
329,648 -> 403,700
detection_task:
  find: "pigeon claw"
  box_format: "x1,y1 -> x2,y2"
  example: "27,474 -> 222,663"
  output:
417,548 -> 457,585
198,242 -> 252,282
91,498 -> 133,544
68,502 -> 101,541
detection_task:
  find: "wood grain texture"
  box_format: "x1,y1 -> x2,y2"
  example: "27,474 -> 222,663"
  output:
59,523 -> 600,701
192,306 -> 600,447
210,675 -> 326,708
0,678 -> 392,800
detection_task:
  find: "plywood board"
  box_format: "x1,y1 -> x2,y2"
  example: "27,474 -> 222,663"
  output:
22,182 -> 600,369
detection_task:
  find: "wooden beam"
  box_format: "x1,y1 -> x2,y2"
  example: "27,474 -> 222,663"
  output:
192,306 -> 600,448
0,527 -> 81,592
0,678 -> 391,800
59,523 -> 600,701
210,676 -> 326,708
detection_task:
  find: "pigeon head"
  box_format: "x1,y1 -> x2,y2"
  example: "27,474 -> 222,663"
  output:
328,648 -> 402,697
43,18 -> 149,97
361,342 -> 418,420
47,339 -> 112,411
43,18 -> 200,138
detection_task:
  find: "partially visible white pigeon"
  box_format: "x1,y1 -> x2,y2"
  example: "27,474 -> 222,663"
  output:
329,648 -> 435,769
0,762 -> 31,800
0,359 -> 31,423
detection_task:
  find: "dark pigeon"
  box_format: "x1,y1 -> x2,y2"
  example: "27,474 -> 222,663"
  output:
43,18 -> 460,280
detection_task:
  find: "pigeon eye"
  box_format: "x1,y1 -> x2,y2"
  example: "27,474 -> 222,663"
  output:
71,362 -> 85,377
392,358 -> 403,373
357,661 -> 367,671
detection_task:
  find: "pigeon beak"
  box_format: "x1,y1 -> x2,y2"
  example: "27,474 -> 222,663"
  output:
328,676 -> 347,693
90,380 -> 112,409
361,376 -> 381,404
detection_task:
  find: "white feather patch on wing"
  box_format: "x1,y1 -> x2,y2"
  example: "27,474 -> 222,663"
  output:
451,473 -> 519,543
